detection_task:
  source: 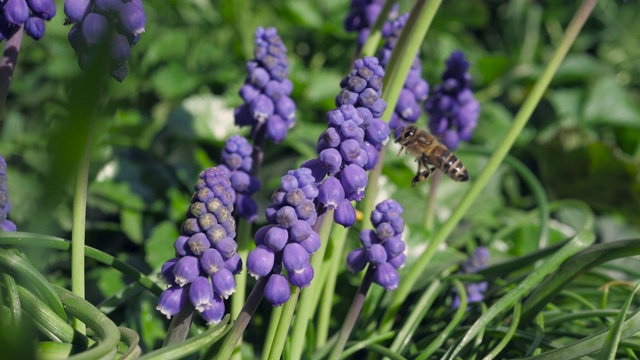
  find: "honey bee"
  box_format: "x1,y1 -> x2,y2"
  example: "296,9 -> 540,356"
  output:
395,126 -> 469,186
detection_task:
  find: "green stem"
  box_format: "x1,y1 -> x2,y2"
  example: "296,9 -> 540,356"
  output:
262,306 -> 283,360
328,266 -> 375,360
359,0 -> 396,58
267,287 -> 300,360
232,219 -> 252,320
380,0 -> 597,333
71,117 -> 94,334
316,224 -> 349,347
162,304 -> 194,346
289,210 -> 332,360
423,171 -> 441,231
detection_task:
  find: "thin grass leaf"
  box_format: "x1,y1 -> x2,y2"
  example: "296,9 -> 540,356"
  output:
118,327 -> 141,360
482,302 -> 521,360
598,281 -> 640,360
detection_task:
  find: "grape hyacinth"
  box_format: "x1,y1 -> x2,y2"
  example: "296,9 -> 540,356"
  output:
219,135 -> 260,222
346,199 -> 406,290
0,0 -> 56,41
343,0 -> 397,48
156,167 -> 242,325
245,168 -> 320,306
425,51 -> 480,150
378,13 -> 429,136
302,56 -> 389,228
0,156 -> 16,232
452,246 -> 489,309
235,27 -> 296,143
64,0 -> 146,82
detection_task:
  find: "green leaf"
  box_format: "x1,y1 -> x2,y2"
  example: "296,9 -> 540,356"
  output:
477,55 -> 510,84
145,221 -> 180,269
599,282 -> 640,360
120,208 -> 144,245
583,77 -> 640,128
151,64 -> 201,100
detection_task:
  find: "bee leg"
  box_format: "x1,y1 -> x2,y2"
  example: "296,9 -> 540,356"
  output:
411,166 -> 436,186
396,144 -> 407,157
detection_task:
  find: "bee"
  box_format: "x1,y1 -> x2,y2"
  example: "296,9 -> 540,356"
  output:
395,126 -> 469,186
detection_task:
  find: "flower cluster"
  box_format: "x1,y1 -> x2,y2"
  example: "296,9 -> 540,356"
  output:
343,0 -> 397,48
0,0 -> 55,41
452,246 -> 489,309
346,199 -> 406,290
425,51 -> 480,150
378,13 -> 429,136
157,167 -> 241,325
235,27 -> 295,143
246,168 -> 320,306
219,135 -> 260,222
302,57 -> 389,228
0,156 -> 16,232
64,0 -> 146,82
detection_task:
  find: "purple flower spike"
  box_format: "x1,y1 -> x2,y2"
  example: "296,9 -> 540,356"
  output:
335,199 -> 356,228
452,247 -> 490,309
264,226 -> 289,251
343,0 -> 398,48
63,0 -> 146,81
189,276 -> 214,312
317,177 -> 345,209
288,263 -> 314,288
1,156 -> 15,231
235,27 -> 295,143
340,164 -> 368,201
156,285 -> 187,319
157,166 -> 240,323
282,243 -> 310,273
348,199 -> 406,290
425,51 -> 480,150
265,274 -> 291,307
201,294 -> 225,325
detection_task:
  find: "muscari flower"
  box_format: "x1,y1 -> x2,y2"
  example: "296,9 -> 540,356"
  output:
378,13 -> 429,137
346,199 -> 406,290
302,56 -> 389,228
219,134 -> 260,222
245,168 -> 320,306
157,167 -> 241,325
452,246 -> 489,309
343,0 -> 398,48
0,156 -> 16,232
64,0 -> 146,82
425,51 -> 480,150
0,0 -> 56,41
235,27 -> 296,144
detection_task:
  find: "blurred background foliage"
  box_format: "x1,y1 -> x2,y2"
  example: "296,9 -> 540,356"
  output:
1,0 -> 639,352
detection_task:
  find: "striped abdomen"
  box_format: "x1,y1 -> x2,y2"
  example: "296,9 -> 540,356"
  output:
424,145 -> 469,182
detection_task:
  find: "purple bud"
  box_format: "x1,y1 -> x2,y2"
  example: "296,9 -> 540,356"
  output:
383,236 -> 406,258
346,248 -> 367,272
373,262 -> 399,290
199,247 -> 223,273
335,89 -> 359,106
250,94 -> 274,121
200,294 -> 225,325
64,0 -> 91,23
301,159 -> 327,183
390,217 -> 405,234
288,263 -> 314,288
173,235 -> 190,257
247,245 -> 275,278
340,120 -> 364,141
282,243 -> 310,273
181,218 -> 201,235
361,141 -> 379,170
339,139 -> 362,164
224,253 -> 243,274
317,128 -> 342,152
317,177 -> 345,209
236,195 -> 258,222
300,183 -> 319,199
198,213 -> 217,232
117,1 -> 146,36
25,17 -> 45,40
295,199 -> 317,222
376,222 -> 395,240
206,224 -> 227,244
334,199 -> 356,227
213,237 -> 238,259
326,109 -> 345,127
281,174 -> 298,192
160,258 -> 179,285
288,220 -> 312,242
359,229 -> 376,248
157,285 -> 187,319
318,148 -> 342,175
365,119 -> 390,147
340,164 -> 368,201
264,274 -> 290,307
267,115 -> 288,143
4,0 -> 30,25
212,268 -> 236,299
367,244 -> 388,265
173,256 -> 200,287
189,276 -> 214,312
285,188 -> 305,207
275,96 -> 296,121
81,13 -> 109,46
297,231 -> 321,254
388,253 -> 406,269
264,226 -> 289,251
188,233 -> 210,256
276,206 -> 298,228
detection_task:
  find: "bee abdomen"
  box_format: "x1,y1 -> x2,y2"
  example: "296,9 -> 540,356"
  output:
430,148 -> 469,182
